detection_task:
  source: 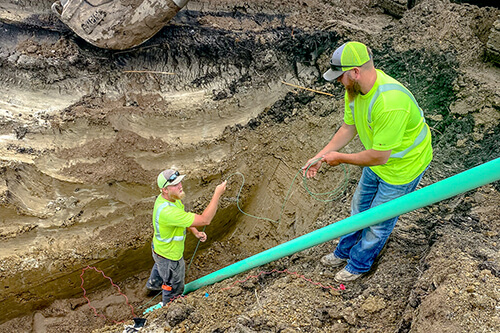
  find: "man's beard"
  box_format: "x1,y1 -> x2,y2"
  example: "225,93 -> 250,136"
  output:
169,190 -> 186,201
345,76 -> 362,102
174,191 -> 186,200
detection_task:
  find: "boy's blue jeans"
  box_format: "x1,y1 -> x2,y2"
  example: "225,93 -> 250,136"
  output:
333,166 -> 426,274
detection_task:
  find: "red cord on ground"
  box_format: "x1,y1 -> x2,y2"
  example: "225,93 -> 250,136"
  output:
80,265 -> 137,324
220,268 -> 346,292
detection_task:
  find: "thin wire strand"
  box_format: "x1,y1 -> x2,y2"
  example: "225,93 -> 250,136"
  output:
225,159 -> 349,224
281,81 -> 334,96
123,70 -> 176,75
220,268 -> 346,292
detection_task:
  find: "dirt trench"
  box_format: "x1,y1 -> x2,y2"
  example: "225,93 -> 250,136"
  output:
0,1 -> 349,326
0,0 -> 499,332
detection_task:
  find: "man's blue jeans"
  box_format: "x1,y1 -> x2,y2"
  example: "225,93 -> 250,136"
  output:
333,167 -> 426,274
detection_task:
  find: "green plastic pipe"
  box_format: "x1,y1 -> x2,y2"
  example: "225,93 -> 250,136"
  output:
184,157 -> 500,294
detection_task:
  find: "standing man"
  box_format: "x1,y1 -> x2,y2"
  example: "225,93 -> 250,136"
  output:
146,169 -> 227,305
304,41 -> 432,282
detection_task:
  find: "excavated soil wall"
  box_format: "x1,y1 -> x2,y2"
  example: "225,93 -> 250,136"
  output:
0,6 -> 346,323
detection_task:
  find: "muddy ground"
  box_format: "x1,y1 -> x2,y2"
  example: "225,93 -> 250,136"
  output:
0,0 -> 499,332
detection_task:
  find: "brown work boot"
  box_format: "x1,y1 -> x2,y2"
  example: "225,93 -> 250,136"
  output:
320,253 -> 347,267
334,268 -> 363,282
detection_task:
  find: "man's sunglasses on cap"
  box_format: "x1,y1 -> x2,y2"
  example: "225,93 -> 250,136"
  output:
163,171 -> 180,188
329,55 -> 371,72
329,61 -> 364,72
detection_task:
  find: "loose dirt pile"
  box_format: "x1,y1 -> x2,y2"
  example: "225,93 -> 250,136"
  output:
0,0 -> 499,332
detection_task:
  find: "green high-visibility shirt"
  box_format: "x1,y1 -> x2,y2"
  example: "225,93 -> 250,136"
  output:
344,69 -> 432,185
152,195 -> 195,260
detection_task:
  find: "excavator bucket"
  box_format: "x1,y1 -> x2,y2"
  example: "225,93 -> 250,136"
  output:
51,0 -> 189,50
